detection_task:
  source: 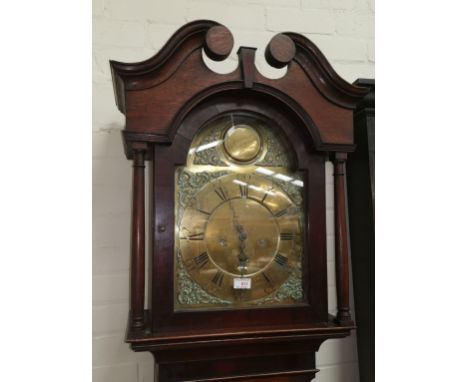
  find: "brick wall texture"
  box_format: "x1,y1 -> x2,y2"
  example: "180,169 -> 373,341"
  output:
92,1 -> 374,381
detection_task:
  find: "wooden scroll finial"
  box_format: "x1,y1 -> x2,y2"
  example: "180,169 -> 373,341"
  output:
204,25 -> 234,61
265,33 -> 296,69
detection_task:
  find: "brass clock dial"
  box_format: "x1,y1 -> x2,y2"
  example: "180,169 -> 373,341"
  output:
178,173 -> 302,302
175,113 -> 305,310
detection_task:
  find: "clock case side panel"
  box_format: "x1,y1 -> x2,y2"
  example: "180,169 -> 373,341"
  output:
150,92 -> 329,334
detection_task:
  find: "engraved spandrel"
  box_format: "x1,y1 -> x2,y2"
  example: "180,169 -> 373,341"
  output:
258,265 -> 304,304
176,250 -> 231,306
254,167 -> 304,207
192,123 -> 225,166
277,181 -> 303,207
257,125 -> 294,168
175,169 -> 228,227
193,147 -> 225,166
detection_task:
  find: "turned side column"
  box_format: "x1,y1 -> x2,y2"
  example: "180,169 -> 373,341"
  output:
333,153 -> 353,326
130,145 -> 146,330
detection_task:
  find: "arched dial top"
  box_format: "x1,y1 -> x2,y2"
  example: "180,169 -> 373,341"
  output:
186,113 -> 296,168
175,112 -> 306,309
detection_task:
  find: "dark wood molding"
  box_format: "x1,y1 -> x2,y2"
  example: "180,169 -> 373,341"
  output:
157,353 -> 318,382
122,131 -> 166,160
354,78 -> 375,111
110,20 -> 221,112
284,32 -> 369,109
110,20 -> 368,149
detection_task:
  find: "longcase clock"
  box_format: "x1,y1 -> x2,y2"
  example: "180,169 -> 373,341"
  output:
110,20 -> 368,382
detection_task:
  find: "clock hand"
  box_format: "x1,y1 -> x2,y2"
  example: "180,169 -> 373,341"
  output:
228,198 -> 249,269
237,225 -> 249,264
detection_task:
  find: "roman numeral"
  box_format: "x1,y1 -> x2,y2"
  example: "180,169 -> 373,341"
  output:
262,271 -> 272,284
181,232 -> 204,240
274,253 -> 288,267
261,193 -> 269,204
194,252 -> 209,269
189,232 -> 204,240
212,270 -> 224,287
196,209 -> 211,216
274,208 -> 289,217
280,232 -> 294,240
214,187 -> 228,201
239,184 -> 248,198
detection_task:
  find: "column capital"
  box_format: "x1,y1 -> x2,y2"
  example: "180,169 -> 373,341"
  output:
128,141 -> 149,153
122,131 -> 153,160
332,152 -> 347,163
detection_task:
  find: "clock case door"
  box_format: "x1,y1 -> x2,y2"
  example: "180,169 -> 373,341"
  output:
152,92 -> 328,333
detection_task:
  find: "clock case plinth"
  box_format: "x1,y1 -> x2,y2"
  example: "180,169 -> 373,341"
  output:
110,20 -> 368,382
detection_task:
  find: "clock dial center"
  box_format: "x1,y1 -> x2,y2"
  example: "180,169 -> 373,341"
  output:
205,198 -> 280,276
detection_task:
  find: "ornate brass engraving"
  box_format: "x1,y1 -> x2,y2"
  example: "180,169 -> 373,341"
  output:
175,169 -> 228,227
176,249 -> 231,306
258,266 -> 304,304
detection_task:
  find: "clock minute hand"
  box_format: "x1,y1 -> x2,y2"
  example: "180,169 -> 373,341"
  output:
228,200 -> 249,266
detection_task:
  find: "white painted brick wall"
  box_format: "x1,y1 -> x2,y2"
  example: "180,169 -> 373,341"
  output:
93,0 -> 374,381
187,3 -> 266,30
266,8 -> 336,34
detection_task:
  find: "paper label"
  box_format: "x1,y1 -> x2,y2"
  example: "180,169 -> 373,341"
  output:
233,277 -> 252,289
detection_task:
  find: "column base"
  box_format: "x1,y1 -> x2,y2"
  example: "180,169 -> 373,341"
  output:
336,310 -> 354,327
